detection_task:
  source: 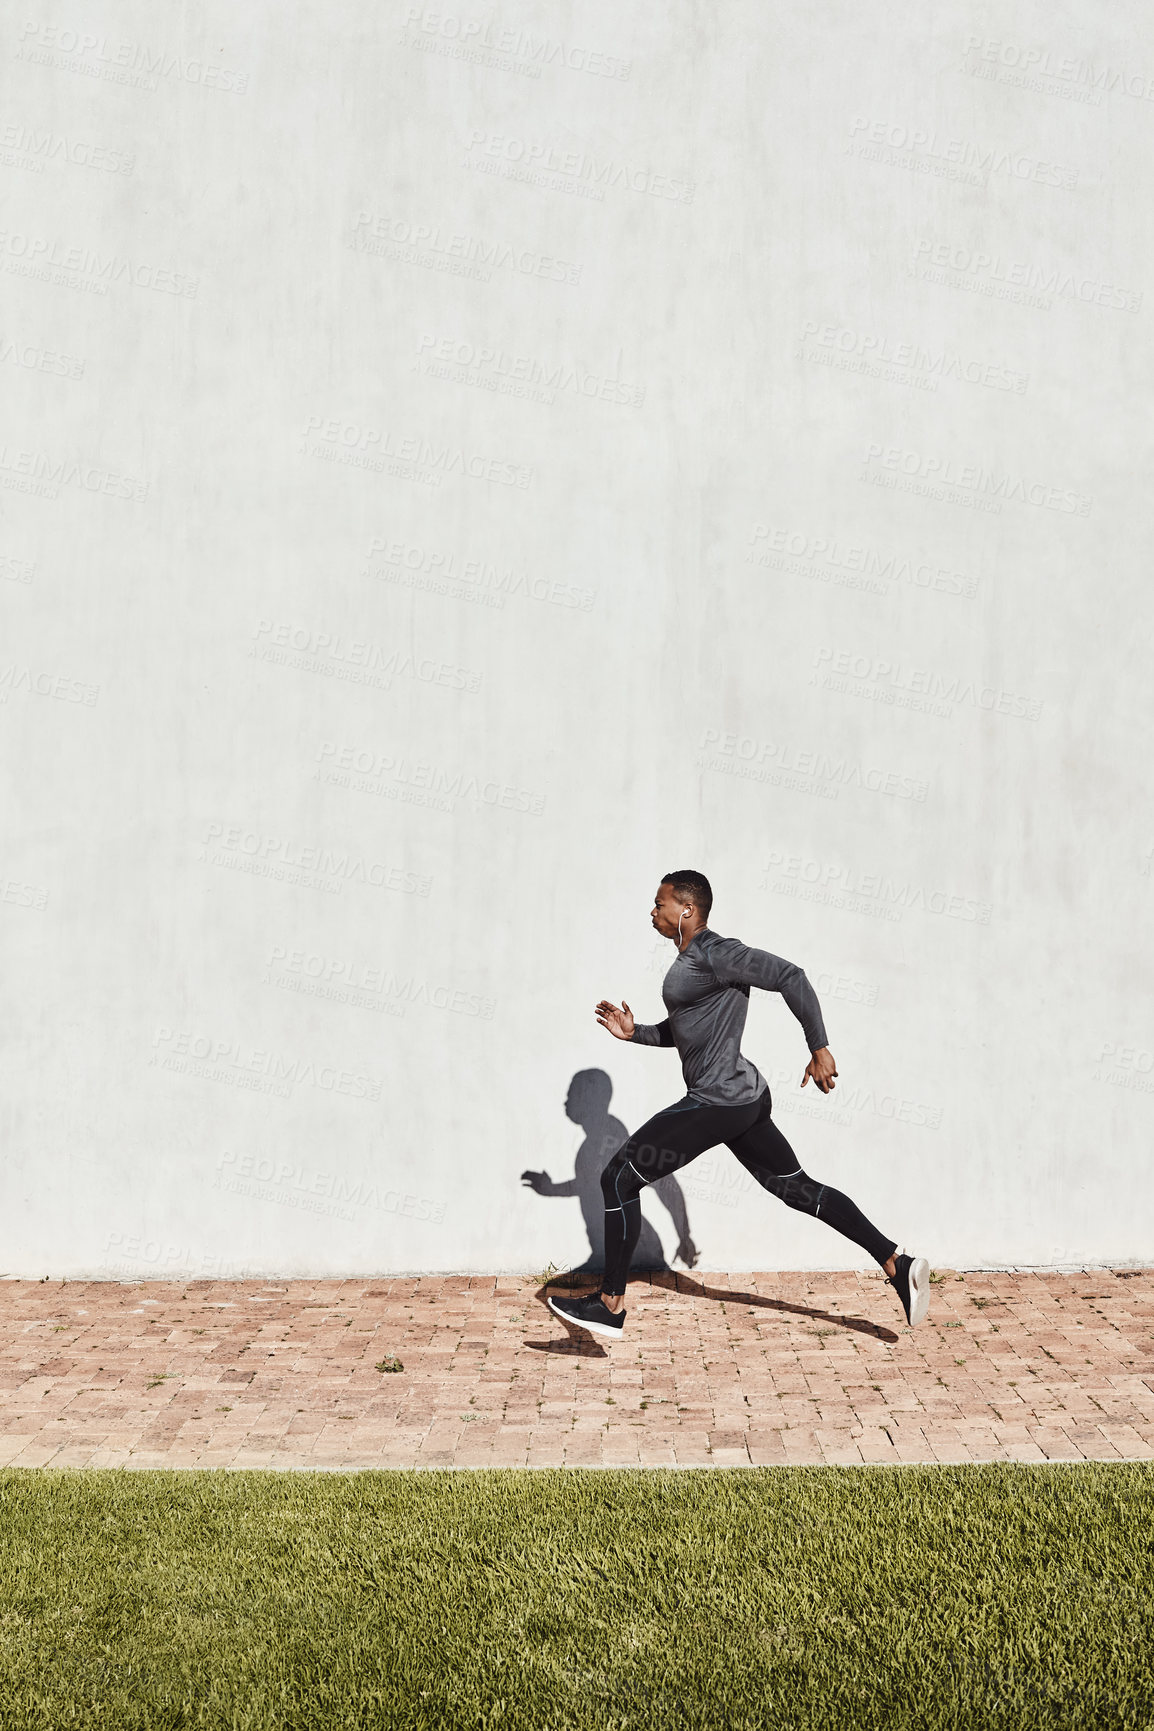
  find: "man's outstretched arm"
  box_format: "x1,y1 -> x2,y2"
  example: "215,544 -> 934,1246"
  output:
706,936 -> 838,1091
630,1017 -> 675,1046
707,936 -> 829,1048
595,999 -> 674,1045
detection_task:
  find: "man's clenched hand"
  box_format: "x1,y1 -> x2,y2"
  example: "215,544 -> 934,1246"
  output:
596,999 -> 635,1041
801,1046 -> 838,1093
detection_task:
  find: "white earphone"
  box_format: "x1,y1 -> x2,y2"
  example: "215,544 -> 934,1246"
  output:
677,906 -> 691,943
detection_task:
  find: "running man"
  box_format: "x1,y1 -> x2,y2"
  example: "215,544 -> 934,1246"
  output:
548,870 -> 929,1340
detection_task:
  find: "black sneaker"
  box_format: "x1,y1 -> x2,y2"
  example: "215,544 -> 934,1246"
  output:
547,1292 -> 626,1339
888,1253 -> 930,1326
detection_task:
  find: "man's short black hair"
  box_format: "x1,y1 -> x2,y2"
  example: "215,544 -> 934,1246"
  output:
661,869 -> 713,920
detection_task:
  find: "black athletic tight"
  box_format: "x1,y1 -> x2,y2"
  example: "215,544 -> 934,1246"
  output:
599,1088 -> 898,1296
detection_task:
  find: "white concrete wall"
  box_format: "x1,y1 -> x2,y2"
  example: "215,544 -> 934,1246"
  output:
4,1 -> 1151,1279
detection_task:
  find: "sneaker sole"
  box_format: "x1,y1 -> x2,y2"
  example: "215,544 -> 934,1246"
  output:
547,1294 -> 624,1339
907,1256 -> 930,1326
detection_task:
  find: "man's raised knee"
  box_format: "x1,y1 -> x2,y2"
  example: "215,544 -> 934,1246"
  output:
601,1149 -> 644,1206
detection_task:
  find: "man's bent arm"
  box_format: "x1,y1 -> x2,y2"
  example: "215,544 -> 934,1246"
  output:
630,1018 -> 675,1046
708,937 -> 829,1052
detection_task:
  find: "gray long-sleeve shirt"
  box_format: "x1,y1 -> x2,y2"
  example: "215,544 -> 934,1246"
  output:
630,927 -> 828,1106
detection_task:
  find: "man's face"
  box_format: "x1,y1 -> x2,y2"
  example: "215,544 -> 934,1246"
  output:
651,882 -> 692,940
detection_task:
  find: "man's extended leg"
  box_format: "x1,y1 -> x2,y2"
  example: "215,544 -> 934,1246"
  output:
547,1092 -> 761,1338
726,1091 -> 930,1325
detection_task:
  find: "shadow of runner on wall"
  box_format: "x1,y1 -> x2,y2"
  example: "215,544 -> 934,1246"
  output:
520,1066 -> 699,1357
520,1067 -> 699,1277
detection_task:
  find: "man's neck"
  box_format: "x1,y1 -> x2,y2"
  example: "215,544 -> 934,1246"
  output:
678,923 -> 708,954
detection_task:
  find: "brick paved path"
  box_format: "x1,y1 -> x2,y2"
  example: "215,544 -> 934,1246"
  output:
0,1269 -> 1151,1469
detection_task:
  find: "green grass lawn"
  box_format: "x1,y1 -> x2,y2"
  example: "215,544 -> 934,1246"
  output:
1,1464 -> 1150,1729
